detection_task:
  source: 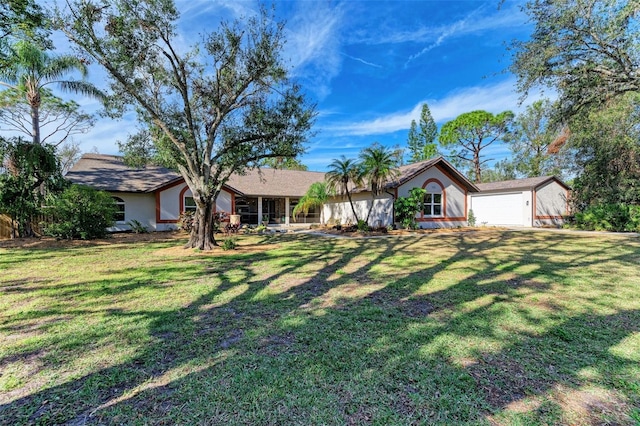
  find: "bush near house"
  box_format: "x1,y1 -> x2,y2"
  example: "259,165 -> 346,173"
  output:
574,203 -> 640,232
42,184 -> 116,239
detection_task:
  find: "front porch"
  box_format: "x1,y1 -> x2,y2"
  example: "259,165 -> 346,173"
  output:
234,196 -> 320,226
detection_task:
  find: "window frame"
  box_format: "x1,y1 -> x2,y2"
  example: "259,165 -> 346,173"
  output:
113,196 -> 125,223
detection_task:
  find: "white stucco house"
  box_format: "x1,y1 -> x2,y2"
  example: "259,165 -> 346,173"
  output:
65,154 -> 570,231
322,157 -> 479,228
470,176 -> 570,227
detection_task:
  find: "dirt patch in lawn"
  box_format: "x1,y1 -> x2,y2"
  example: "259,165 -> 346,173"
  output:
0,231 -> 184,249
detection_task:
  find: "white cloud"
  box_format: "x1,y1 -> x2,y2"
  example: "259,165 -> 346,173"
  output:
284,2 -> 344,99
321,78 -> 550,137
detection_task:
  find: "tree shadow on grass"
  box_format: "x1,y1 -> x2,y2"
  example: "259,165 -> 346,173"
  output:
0,231 -> 638,424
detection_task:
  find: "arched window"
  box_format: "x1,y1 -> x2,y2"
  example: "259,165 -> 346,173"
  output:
113,197 -> 125,222
421,179 -> 444,218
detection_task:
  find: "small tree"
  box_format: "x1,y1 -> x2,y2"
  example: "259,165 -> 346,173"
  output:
360,145 -> 401,225
293,181 -> 329,220
42,184 -> 115,240
394,187 -> 426,229
325,156 -> 362,223
0,137 -> 65,237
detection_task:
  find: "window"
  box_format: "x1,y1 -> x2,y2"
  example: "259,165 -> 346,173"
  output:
184,196 -> 197,212
423,192 -> 442,216
113,197 -> 125,222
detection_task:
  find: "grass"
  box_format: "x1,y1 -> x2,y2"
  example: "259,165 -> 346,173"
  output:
0,230 -> 639,425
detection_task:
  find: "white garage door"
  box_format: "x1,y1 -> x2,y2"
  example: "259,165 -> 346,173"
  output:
471,193 -> 524,226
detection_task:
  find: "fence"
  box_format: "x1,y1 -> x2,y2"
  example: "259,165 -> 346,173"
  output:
0,214 -> 51,239
0,214 -> 12,239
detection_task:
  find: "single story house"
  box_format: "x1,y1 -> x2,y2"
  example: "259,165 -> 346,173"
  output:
470,176 -> 570,227
65,154 -> 325,232
65,154 -> 570,232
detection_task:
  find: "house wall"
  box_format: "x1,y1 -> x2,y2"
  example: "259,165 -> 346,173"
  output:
157,183 -> 234,227
534,180 -> 569,226
109,192 -> 157,232
323,192 -> 394,226
397,165 -> 468,228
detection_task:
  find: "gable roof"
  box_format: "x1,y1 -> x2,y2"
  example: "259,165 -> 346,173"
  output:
66,154 -> 182,193
66,154 -> 325,197
475,176 -> 570,192
390,157 -> 480,192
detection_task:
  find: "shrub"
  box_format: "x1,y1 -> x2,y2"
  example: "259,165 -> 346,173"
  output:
127,219 -> 148,233
177,211 -> 194,233
42,185 -> 115,240
574,203 -> 640,232
395,187 -> 426,230
356,219 -> 369,232
468,209 -> 477,227
221,237 -> 237,250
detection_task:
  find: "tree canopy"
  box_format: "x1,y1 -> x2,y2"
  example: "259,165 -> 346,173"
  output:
57,1 -> 316,250
439,110 -> 513,183
511,0 -> 640,116
507,99 -> 566,178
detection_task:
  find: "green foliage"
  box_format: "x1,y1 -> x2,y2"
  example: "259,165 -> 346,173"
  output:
325,156 -> 362,223
0,0 -> 50,71
481,159 -> 517,183
57,3 -> 316,250
407,103 -> 438,163
467,209 -> 476,227
356,219 -> 369,232
0,137 -> 65,237
261,156 -> 308,170
574,204 -> 640,232
439,110 -> 514,183
221,237 -> 237,251
126,219 -> 148,234
394,187 -> 426,230
508,99 -> 566,178
0,40 -> 103,145
293,181 -> 329,218
43,184 -> 115,239
511,0 -> 639,117
568,94 -> 640,210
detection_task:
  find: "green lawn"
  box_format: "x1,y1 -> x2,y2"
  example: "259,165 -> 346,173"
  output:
0,230 -> 639,425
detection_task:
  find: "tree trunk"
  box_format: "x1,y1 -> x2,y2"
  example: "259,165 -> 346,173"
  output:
184,193 -> 218,250
473,150 -> 482,183
28,93 -> 41,145
346,191 -> 360,224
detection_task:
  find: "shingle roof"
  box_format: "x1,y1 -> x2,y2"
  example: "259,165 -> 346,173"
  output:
475,176 -> 569,192
390,157 -> 479,192
225,168 -> 325,197
66,154 -> 182,193
66,154 -> 325,197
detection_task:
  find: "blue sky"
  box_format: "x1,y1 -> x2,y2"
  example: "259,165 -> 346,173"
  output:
53,0 -> 548,171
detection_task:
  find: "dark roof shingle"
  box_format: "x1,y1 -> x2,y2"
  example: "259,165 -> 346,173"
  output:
475,176 -> 569,192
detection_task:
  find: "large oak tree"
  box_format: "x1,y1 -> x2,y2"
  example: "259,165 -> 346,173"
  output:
511,0 -> 640,116
57,1 -> 316,250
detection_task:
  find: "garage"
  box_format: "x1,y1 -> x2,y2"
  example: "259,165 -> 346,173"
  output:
470,192 -> 528,226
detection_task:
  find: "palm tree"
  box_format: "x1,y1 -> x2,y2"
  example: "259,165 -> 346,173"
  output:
360,145 -> 401,224
292,181 -> 330,221
325,155 -> 362,223
0,40 -> 103,145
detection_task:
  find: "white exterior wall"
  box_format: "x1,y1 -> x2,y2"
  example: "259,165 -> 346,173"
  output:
398,166 -> 468,228
535,181 -> 568,226
323,192 -> 393,226
109,192 -> 157,232
158,184 -> 184,221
